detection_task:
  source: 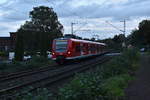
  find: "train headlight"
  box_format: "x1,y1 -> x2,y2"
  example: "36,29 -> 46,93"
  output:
52,52 -> 55,55
67,51 -> 71,54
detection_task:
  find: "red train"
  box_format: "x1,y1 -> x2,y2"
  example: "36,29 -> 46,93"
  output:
52,38 -> 107,64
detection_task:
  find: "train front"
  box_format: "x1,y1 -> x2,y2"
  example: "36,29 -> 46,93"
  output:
52,38 -> 69,64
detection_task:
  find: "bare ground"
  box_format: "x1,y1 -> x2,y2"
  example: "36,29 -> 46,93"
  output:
125,54 -> 150,100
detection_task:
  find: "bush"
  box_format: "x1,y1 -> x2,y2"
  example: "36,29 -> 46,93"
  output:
57,48 -> 140,100
0,51 -> 8,57
57,73 -> 134,100
31,56 -> 48,63
0,61 -> 22,72
101,74 -> 134,100
122,48 -> 140,71
57,72 -> 104,100
100,56 -> 130,79
0,56 -> 54,73
16,88 -> 52,100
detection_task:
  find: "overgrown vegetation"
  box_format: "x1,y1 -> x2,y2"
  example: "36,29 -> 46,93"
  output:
0,56 -> 55,74
57,48 -> 140,100
15,88 -> 52,100
16,49 -> 140,100
0,51 -> 9,57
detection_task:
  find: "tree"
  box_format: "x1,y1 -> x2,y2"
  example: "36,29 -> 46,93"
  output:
16,6 -> 63,57
14,29 -> 24,61
97,34 -> 126,51
64,34 -> 82,39
127,20 -> 150,49
138,20 -> 150,45
113,34 -> 125,43
127,29 -> 145,48
29,6 -> 63,57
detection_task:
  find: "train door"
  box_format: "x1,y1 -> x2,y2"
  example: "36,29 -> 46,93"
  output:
88,44 -> 91,54
91,44 -> 94,54
75,42 -> 81,56
80,43 -> 84,56
93,44 -> 96,54
100,44 -> 103,53
98,45 -> 100,54
83,43 -> 88,55
71,41 -> 76,56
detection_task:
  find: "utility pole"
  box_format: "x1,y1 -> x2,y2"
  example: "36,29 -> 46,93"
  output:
120,19 -> 126,47
106,19 -> 127,47
71,22 -> 76,35
120,19 -> 126,36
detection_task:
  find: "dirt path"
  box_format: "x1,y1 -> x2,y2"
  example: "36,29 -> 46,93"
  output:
125,54 -> 150,100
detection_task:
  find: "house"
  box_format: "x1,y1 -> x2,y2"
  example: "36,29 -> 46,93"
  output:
0,32 -> 16,52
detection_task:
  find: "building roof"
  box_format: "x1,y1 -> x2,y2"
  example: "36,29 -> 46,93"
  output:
0,37 -> 10,40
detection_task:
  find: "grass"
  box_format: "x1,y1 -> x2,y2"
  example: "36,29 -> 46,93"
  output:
0,56 -> 55,74
15,88 -> 52,100
101,74 -> 134,100
56,48 -> 140,100
15,48 -> 140,100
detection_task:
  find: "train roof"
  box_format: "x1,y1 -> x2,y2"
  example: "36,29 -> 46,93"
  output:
55,38 -> 106,46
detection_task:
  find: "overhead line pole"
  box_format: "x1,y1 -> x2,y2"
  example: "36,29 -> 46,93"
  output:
120,19 -> 126,36
120,19 -> 126,47
106,19 -> 127,47
71,22 -> 76,35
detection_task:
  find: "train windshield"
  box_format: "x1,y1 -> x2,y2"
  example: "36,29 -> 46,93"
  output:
55,40 -> 68,52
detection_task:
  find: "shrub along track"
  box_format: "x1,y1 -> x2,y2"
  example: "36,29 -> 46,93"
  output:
0,55 -> 111,100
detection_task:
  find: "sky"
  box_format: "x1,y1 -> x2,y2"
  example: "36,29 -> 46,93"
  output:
0,0 -> 150,39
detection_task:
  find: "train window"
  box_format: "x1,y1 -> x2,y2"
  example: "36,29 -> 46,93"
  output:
75,45 -> 81,52
83,44 -> 87,52
55,40 -> 68,52
90,44 -> 94,52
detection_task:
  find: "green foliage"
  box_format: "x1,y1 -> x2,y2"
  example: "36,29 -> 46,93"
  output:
0,61 -> 22,72
127,29 -> 145,48
14,6 -> 63,58
15,31 -> 24,61
100,58 -> 128,78
122,48 -> 140,71
147,50 -> 150,55
57,73 -> 134,100
139,20 -> 150,45
58,73 -> 101,100
127,20 -> 150,48
97,34 -> 125,51
57,48 -> 140,100
0,56 -> 55,73
58,72 -> 104,100
22,56 -> 49,69
101,74 -> 134,100
15,88 -> 52,100
24,51 -> 36,56
0,51 -> 8,57
10,49 -> 140,100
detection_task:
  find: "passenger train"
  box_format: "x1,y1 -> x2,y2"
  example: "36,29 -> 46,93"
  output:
52,38 -> 107,64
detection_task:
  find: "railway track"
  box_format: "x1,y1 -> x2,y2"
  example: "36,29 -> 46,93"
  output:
0,55 -> 111,100
0,64 -> 59,82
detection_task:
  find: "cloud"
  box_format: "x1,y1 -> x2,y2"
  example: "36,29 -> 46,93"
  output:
55,0 -> 150,19
0,0 -> 150,38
